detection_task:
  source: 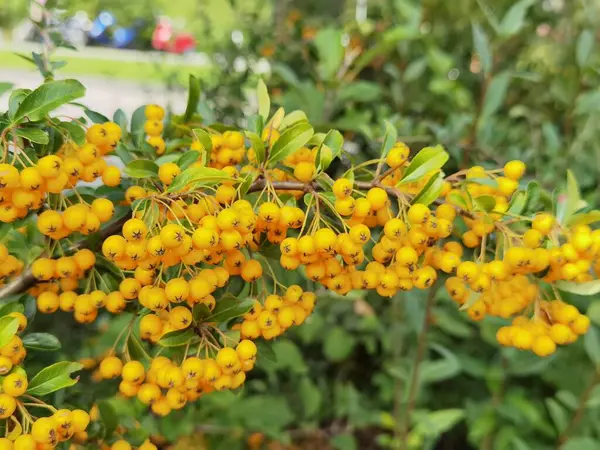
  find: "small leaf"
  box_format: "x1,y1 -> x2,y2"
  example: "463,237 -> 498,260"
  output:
567,211 -> 600,227
246,132 -> 266,165
316,129 -> 344,172
183,74 -> 201,123
268,122 -> 314,167
585,326 -> 600,366
330,434 -> 357,450
59,121 -> 85,145
577,30 -> 595,68
127,333 -> 150,361
323,327 -> 355,362
0,317 -> 19,348
158,329 -> 199,347
113,109 -> 128,140
399,145 -> 449,185
176,151 -> 200,170
380,120 -> 398,158
556,280 -> 600,296
97,400 -> 118,438
22,333 -> 61,351
507,191 -> 527,215
0,82 -> 13,98
12,79 -> 85,124
27,361 -> 83,396
167,167 -> 231,193
499,0 -> 535,37
85,109 -> 110,124
314,28 -> 344,80
481,72 -> 511,118
280,110 -> 308,130
257,78 -> 270,121
13,128 -> 49,144
563,170 -> 585,225
473,195 -> 496,213
206,295 -> 254,323
413,409 -> 465,436
411,173 -> 444,206
124,160 -> 159,179
265,107 -> 285,132
472,22 -> 492,74
545,398 -> 568,434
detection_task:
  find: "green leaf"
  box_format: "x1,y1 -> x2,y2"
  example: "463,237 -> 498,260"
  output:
507,191 -> 527,215
472,22 -> 492,74
13,128 -> 49,144
206,295 -> 254,323
316,129 -> 344,171
280,110 -> 308,130
167,167 -> 231,193
130,105 -> 147,146
158,329 -> 199,347
499,0 -> 535,37
562,438 -> 600,450
545,398 -> 568,434
97,400 -> 118,438
268,122 -> 314,167
420,344 -> 461,384
336,82 -> 382,103
323,327 -> 355,362
0,317 -> 19,348
85,109 -> 109,124
127,333 -> 150,361
22,333 -> 61,351
124,160 -> 159,179
399,145 -> 449,185
59,121 -> 85,145
556,279 -> 600,296
12,79 -> 85,123
239,172 -> 258,197
257,78 -> 270,121
413,409 -> 465,436
176,151 -> 200,170
27,361 -> 83,396
314,28 -> 344,80
113,109 -> 128,140
191,128 -> 213,155
380,120 -> 398,158
183,74 -> 201,123
481,72 -> 511,118
0,82 -> 13,98
567,211 -> 600,227
299,378 -> 322,419
473,195 -> 496,213
577,30 -> 595,68
563,170 -> 586,225
115,143 -> 135,165
246,131 -> 266,165
330,434 -> 357,450
411,173 -> 444,206
584,326 -> 600,366
8,89 -> 31,120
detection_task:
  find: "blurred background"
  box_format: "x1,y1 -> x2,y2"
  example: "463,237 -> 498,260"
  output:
3,1 -> 600,449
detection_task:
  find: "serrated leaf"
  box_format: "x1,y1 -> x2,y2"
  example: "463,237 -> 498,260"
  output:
246,131 -> 266,165
399,145 -> 449,185
257,78 -> 270,121
268,122 -> 314,167
159,329 -> 199,347
12,79 -> 85,123
184,74 -> 201,123
412,173 -> 444,206
167,167 -> 231,193
27,361 -> 83,396
124,160 -> 159,178
22,333 -> 61,351
13,127 -> 49,144
472,22 -> 492,74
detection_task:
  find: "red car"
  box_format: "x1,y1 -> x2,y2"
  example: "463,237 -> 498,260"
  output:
152,18 -> 196,54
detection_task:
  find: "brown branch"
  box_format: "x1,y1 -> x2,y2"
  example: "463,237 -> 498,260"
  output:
0,213 -> 130,300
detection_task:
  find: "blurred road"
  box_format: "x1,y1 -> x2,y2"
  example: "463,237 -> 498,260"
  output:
0,68 -> 189,118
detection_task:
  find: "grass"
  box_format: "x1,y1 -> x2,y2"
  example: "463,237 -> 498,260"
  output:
0,50 -> 213,83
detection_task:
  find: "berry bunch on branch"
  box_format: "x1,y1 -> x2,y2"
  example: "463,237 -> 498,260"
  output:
0,78 -> 597,449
